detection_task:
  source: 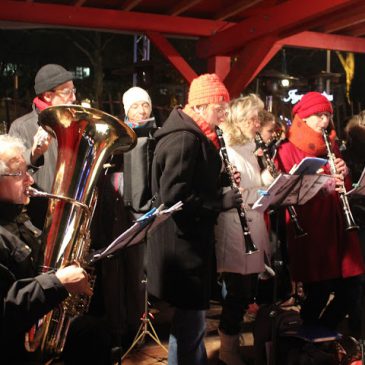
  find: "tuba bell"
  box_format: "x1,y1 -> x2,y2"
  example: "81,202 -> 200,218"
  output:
24,105 -> 136,360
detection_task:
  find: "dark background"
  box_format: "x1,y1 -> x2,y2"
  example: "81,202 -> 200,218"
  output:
0,28 -> 363,135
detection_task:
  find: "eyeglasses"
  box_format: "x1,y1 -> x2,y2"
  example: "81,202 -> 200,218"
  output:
0,169 -> 32,178
52,88 -> 76,97
211,105 -> 228,116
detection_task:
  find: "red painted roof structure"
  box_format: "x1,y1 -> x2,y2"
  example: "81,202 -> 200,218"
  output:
1,0 -> 365,96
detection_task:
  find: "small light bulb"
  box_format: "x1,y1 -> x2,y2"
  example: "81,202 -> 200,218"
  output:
281,79 -> 290,87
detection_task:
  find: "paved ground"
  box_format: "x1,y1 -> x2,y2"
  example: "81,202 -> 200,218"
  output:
118,290 -> 363,365
121,300 -> 256,365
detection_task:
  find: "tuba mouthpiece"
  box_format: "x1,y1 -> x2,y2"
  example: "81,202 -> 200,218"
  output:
25,186 -> 36,197
25,186 -> 46,197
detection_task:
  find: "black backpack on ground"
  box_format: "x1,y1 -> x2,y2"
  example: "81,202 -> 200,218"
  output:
253,303 -> 303,365
254,302 -> 361,365
277,338 -> 338,365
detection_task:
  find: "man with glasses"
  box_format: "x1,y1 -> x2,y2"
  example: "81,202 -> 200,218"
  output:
147,74 -> 242,365
9,64 -> 76,228
0,134 -> 97,364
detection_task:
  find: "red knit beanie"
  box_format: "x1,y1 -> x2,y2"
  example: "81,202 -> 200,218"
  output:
292,91 -> 333,118
188,73 -> 230,106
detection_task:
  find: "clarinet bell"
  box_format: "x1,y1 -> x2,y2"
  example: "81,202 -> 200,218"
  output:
244,234 -> 259,255
293,223 -> 308,239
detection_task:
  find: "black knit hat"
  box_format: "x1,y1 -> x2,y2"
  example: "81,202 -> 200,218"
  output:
34,64 -> 73,95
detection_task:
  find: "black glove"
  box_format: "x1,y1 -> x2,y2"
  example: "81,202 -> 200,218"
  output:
221,188 -> 243,211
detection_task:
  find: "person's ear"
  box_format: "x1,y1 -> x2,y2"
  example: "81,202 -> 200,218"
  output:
42,91 -> 53,103
193,105 -> 206,116
192,105 -> 200,113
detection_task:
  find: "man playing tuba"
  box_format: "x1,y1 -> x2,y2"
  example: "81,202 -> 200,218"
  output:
0,134 -> 111,364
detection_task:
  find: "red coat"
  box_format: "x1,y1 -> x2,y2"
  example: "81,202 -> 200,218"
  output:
275,141 -> 364,283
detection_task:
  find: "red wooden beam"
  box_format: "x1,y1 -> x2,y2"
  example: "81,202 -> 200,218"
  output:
224,35 -> 281,96
278,31 -> 365,53
214,0 -> 263,21
74,0 -> 87,6
168,0 -> 203,16
0,0 -> 231,37
120,0 -> 143,11
146,31 -> 198,83
223,30 -> 365,95
320,3 -> 365,33
197,0 -> 356,57
207,56 -> 231,80
343,23 -> 365,37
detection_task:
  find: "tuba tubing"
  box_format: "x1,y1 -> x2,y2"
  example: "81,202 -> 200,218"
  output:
26,186 -> 90,213
24,105 -> 137,360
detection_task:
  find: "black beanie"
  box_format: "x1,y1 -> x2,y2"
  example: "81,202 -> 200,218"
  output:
34,64 -> 73,95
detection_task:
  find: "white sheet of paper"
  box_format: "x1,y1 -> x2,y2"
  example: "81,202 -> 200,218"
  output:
252,173 -> 332,213
90,201 -> 183,262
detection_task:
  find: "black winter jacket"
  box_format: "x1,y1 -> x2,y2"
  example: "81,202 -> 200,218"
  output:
147,108 -> 223,310
0,202 -> 68,364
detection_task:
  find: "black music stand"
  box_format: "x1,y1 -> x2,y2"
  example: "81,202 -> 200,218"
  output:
121,275 -> 167,361
90,202 -> 183,264
253,173 -> 332,215
90,203 -> 182,362
253,168 -> 331,365
253,156 -> 329,214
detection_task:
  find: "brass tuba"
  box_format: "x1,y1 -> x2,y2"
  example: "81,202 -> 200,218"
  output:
24,105 -> 136,360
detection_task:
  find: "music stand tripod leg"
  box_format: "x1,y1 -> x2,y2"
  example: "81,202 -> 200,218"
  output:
121,275 -> 167,360
121,330 -> 146,360
145,319 -> 168,350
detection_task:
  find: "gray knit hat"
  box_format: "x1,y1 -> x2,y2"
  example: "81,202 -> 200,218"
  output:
34,64 -> 73,95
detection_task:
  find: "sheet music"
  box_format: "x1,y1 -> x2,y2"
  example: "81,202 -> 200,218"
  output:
288,174 -> 331,205
289,157 -> 327,175
90,201 -> 183,263
252,173 -> 332,213
347,166 -> 365,196
252,156 -> 331,212
252,174 -> 297,212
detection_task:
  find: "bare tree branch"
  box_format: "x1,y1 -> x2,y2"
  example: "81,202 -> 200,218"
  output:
72,40 -> 95,66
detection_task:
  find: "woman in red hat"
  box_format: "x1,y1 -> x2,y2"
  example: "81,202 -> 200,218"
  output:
275,91 -> 364,331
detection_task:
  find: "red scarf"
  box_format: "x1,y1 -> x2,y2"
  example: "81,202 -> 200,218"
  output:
33,96 -> 51,111
182,104 -> 219,149
288,114 -> 336,156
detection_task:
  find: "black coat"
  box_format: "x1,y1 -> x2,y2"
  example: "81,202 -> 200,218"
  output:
147,108 -> 223,310
0,203 -> 68,364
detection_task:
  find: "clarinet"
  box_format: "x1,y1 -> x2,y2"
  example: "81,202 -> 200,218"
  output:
321,128 -> 359,231
216,127 -> 259,255
255,132 -> 307,239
